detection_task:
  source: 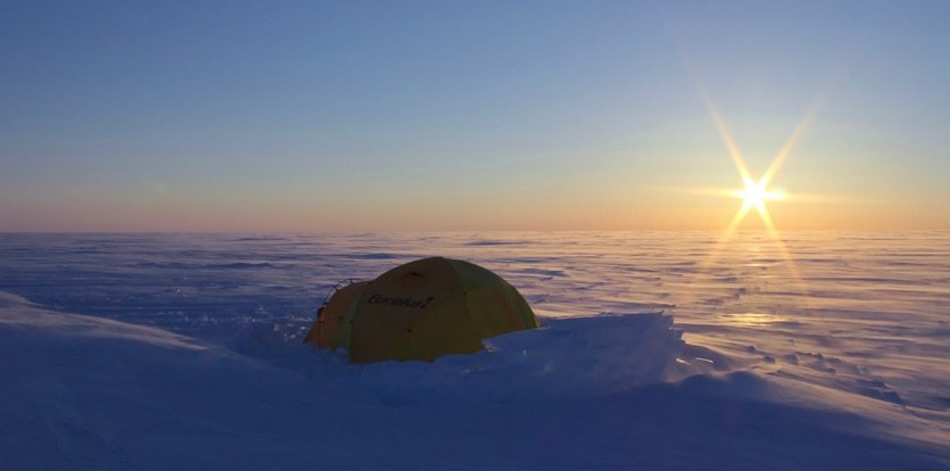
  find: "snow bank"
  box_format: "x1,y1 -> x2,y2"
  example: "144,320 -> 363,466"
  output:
355,313 -> 682,404
0,293 -> 372,469
3,293 -> 948,470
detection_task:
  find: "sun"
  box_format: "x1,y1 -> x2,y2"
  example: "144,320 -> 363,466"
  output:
732,179 -> 785,210
720,175 -> 785,236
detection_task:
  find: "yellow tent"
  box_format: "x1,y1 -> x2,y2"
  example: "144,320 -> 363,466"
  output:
304,257 -> 539,363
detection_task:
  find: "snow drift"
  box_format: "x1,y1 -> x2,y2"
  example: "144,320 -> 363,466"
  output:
2,291 -> 947,471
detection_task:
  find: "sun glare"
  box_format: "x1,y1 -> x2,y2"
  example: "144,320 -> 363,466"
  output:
676,44 -> 836,316
733,180 -> 785,210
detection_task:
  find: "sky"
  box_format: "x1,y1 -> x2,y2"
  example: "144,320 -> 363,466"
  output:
2,0 -> 949,232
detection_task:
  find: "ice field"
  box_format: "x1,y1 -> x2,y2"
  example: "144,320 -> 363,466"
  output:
1,231 -> 948,470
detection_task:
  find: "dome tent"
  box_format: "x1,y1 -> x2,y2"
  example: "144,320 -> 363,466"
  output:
304,257 -> 539,363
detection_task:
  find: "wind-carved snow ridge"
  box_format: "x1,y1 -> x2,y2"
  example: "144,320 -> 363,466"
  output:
223,308 -> 685,404
354,313 -> 683,404
0,292 -> 208,353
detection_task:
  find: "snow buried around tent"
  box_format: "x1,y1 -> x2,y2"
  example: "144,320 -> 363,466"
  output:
353,313 -> 683,404
3,292 -> 949,471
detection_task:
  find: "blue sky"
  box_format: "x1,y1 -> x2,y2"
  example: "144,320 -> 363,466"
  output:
2,1 -> 949,231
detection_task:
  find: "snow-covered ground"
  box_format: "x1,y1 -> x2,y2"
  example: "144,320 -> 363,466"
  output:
1,232 -> 948,470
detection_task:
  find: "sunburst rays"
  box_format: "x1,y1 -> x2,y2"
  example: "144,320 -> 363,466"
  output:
682,58 -> 829,308
699,89 -> 807,279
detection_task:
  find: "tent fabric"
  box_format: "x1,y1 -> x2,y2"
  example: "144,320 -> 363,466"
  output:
304,257 -> 539,363
302,280 -> 369,349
